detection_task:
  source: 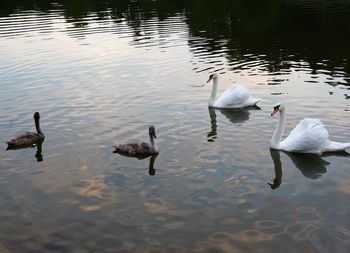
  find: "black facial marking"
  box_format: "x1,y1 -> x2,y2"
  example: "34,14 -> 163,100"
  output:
273,105 -> 280,110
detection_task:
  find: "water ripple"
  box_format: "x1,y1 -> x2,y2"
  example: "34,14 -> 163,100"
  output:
1,2 -> 350,253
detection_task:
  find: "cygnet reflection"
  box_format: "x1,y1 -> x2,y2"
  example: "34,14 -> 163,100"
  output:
113,150 -> 158,176
35,142 -> 43,162
148,154 -> 157,176
6,142 -> 44,162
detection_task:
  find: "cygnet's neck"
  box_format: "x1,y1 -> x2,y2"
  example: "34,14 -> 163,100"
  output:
208,78 -> 218,107
270,109 -> 285,149
35,117 -> 43,135
149,134 -> 158,152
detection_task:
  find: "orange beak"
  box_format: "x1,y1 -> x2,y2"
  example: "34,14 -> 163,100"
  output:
207,76 -> 213,84
271,108 -> 279,116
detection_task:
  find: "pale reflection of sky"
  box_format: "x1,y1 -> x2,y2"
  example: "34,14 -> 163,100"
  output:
1,9 -> 350,253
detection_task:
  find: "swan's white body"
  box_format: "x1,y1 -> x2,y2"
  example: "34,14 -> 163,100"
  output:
207,73 -> 261,108
270,104 -> 350,154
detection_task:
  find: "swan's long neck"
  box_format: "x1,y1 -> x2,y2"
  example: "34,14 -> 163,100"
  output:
35,117 -> 43,135
149,134 -> 158,152
271,110 -> 285,148
208,78 -> 218,107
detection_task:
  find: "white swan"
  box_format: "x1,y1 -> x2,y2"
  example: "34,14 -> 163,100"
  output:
270,103 -> 350,154
207,73 -> 261,108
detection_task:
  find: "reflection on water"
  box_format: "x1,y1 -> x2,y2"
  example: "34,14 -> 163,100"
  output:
35,142 -> 43,162
148,154 -> 157,176
207,108 -> 217,142
268,149 -> 283,189
207,106 -> 260,141
5,142 -> 44,162
0,0 -> 350,81
219,106 -> 260,124
287,152 -> 329,179
269,149 -> 350,189
113,150 -> 158,176
1,0 -> 350,252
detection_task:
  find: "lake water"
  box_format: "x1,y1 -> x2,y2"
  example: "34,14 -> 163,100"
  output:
1,0 -> 350,252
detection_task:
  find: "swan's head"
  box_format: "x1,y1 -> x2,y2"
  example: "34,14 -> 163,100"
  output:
149,125 -> 157,139
271,103 -> 284,116
207,73 -> 218,84
34,112 -> 40,120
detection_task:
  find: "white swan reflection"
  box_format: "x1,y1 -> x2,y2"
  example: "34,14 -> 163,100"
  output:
207,106 -> 260,142
268,149 -> 350,189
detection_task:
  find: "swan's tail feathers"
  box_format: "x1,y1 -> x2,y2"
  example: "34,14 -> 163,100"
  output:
113,145 -> 121,153
342,143 -> 350,152
6,141 -> 14,150
324,141 -> 350,152
247,97 -> 262,106
253,97 -> 262,105
5,141 -> 35,150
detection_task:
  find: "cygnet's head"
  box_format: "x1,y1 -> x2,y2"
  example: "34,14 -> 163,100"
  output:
34,112 -> 40,120
271,103 -> 285,116
149,125 -> 157,138
207,73 -> 218,84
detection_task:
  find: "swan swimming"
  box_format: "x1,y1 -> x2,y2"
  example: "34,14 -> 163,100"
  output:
270,103 -> 350,154
113,125 -> 159,158
6,112 -> 45,150
207,73 -> 261,108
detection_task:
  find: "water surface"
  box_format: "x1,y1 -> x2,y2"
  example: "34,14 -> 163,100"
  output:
1,1 -> 350,252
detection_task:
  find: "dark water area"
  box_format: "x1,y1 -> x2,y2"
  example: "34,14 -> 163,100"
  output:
1,1 -> 350,252
2,0 -> 350,77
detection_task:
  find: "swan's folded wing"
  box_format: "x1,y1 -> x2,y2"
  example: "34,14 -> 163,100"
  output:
6,132 -> 39,147
215,85 -> 250,107
140,142 -> 152,152
114,142 -> 154,158
282,118 -> 329,152
114,143 -> 140,155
